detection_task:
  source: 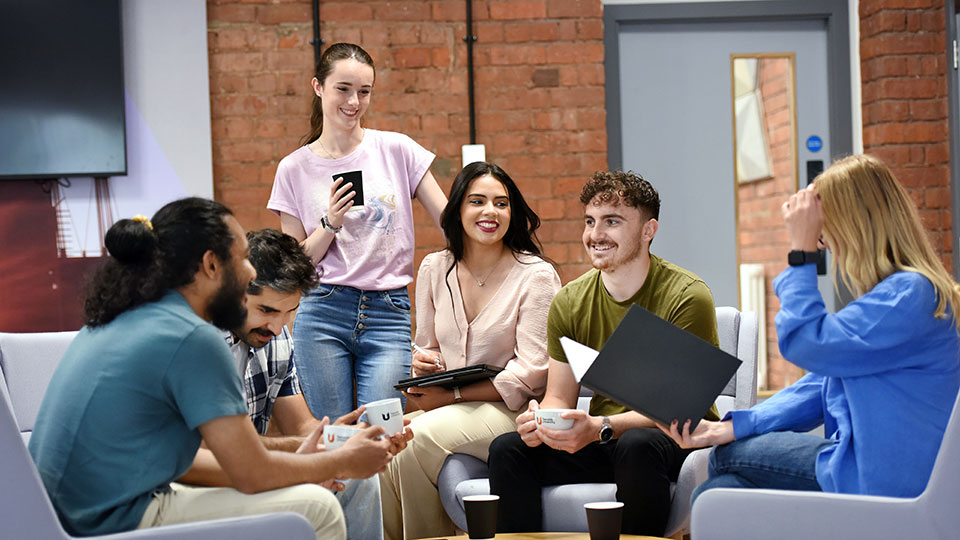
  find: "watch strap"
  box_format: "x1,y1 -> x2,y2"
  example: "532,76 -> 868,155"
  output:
453,386 -> 462,403
321,215 -> 342,234
788,250 -> 819,266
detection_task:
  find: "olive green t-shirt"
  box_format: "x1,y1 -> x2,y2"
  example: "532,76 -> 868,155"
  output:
547,254 -> 720,420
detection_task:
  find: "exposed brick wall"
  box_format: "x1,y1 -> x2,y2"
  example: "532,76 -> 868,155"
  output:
860,0 -> 952,272
207,0 -> 605,285
737,57 -> 797,389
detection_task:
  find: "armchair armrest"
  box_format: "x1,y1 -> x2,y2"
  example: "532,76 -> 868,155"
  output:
691,488 -> 925,540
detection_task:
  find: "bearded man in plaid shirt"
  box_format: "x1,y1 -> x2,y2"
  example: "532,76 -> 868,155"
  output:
181,228 -> 394,540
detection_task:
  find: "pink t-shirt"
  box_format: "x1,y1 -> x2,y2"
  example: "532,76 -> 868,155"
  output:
267,129 -> 435,290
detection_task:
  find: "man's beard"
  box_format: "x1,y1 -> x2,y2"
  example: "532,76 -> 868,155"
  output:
589,239 -> 643,271
208,264 -> 248,331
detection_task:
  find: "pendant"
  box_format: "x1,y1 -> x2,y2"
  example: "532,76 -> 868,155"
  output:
477,280 -> 484,287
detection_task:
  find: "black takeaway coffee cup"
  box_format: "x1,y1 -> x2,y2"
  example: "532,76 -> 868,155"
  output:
463,494 -> 498,539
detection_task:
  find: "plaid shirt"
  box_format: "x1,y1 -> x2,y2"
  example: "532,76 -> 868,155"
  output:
225,326 -> 301,435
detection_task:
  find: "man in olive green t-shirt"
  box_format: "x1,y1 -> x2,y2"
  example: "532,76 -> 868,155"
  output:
489,171 -> 719,536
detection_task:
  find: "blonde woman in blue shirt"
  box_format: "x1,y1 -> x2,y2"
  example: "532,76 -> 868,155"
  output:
664,154 -> 960,501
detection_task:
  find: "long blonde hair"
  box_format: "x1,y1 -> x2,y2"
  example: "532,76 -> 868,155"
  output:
815,154 -> 960,328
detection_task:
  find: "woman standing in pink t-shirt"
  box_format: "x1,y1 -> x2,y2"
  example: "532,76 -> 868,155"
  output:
268,43 -> 447,421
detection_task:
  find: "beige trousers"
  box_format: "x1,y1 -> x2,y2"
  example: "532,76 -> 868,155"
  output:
137,482 -> 346,540
379,401 -> 519,540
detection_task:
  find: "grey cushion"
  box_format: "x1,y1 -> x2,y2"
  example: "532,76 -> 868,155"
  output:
0,331 -> 78,432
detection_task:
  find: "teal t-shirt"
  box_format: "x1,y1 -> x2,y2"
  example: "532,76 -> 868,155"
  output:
28,291 -> 247,536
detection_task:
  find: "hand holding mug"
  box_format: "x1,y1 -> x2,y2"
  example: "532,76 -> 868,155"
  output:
516,399 -> 542,448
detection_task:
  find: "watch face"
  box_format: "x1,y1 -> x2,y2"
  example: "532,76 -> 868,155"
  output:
788,250 -> 804,265
600,426 -> 614,442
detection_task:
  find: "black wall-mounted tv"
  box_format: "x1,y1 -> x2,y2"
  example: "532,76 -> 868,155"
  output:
0,0 -> 126,179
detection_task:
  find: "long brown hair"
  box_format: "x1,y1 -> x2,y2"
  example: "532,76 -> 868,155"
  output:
300,43 -> 375,146
816,154 -> 960,328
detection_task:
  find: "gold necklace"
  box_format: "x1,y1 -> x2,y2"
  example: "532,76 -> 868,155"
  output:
316,138 -> 336,159
463,255 -> 505,287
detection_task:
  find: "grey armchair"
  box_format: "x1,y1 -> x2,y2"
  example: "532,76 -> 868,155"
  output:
0,331 -> 315,540
690,386 -> 960,540
438,307 -> 759,536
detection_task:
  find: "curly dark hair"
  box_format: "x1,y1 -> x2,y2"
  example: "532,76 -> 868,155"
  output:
83,198 -> 236,327
246,228 -> 319,296
579,170 -> 660,220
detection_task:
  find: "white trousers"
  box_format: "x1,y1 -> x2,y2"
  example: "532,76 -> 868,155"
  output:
379,401 -> 519,540
137,482 -> 346,540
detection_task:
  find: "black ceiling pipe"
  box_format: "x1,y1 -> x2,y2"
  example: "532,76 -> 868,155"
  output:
309,0 -> 324,68
464,0 -> 478,145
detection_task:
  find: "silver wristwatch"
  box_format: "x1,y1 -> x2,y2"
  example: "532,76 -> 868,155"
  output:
598,416 -> 614,443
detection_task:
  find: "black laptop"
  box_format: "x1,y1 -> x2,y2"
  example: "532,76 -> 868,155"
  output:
394,364 -> 503,390
562,305 -> 742,429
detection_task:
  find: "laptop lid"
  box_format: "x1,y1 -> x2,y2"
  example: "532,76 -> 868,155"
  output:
561,305 -> 741,429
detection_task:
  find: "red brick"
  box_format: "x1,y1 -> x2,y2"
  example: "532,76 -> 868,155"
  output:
209,27 -> 251,51
208,5 -> 257,23
213,95 -> 270,117
861,56 -> 908,80
210,51 -> 264,72
265,50 -> 312,71
375,2 -> 432,21
256,4 -> 311,24
476,22 -> 505,42
577,20 -> 604,40
390,26 -> 421,46
219,185 -> 272,209
547,0 -> 602,18
550,87 -> 604,108
910,100 -> 946,120
421,25 -> 452,45
557,20 -> 577,40
489,1 -> 547,20
504,22 -> 559,43
219,141 -> 274,164
217,164 -> 261,185
257,118 -> 285,139
277,32 -> 306,49
432,1 -> 464,22
320,2 -> 373,21
248,73 -> 277,93
860,11 -> 907,36
902,121 -> 947,143
393,48 -> 433,68
546,43 -> 604,64
925,143 -> 949,164
860,34 -> 940,59
211,73 -> 248,94
421,114 -> 449,134
486,44 -> 547,65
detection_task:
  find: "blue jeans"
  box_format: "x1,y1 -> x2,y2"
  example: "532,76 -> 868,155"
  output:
293,284 -> 411,421
338,477 -> 382,540
691,431 -> 835,505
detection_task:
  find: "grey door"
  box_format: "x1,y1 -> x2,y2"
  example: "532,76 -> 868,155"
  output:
607,8 -> 846,309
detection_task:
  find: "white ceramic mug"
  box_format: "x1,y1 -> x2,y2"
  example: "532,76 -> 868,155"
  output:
364,397 -> 404,436
535,408 -> 575,430
322,424 -> 359,450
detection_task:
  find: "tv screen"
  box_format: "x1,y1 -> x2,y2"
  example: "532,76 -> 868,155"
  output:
0,0 -> 126,179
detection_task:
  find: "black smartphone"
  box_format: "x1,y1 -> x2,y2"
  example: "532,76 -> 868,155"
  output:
333,170 -> 363,207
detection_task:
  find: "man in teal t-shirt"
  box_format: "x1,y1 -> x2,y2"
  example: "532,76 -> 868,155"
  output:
489,172 -> 719,537
29,198 -> 398,540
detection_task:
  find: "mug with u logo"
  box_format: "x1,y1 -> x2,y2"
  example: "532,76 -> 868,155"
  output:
322,425 -> 359,450
364,397 -> 404,437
